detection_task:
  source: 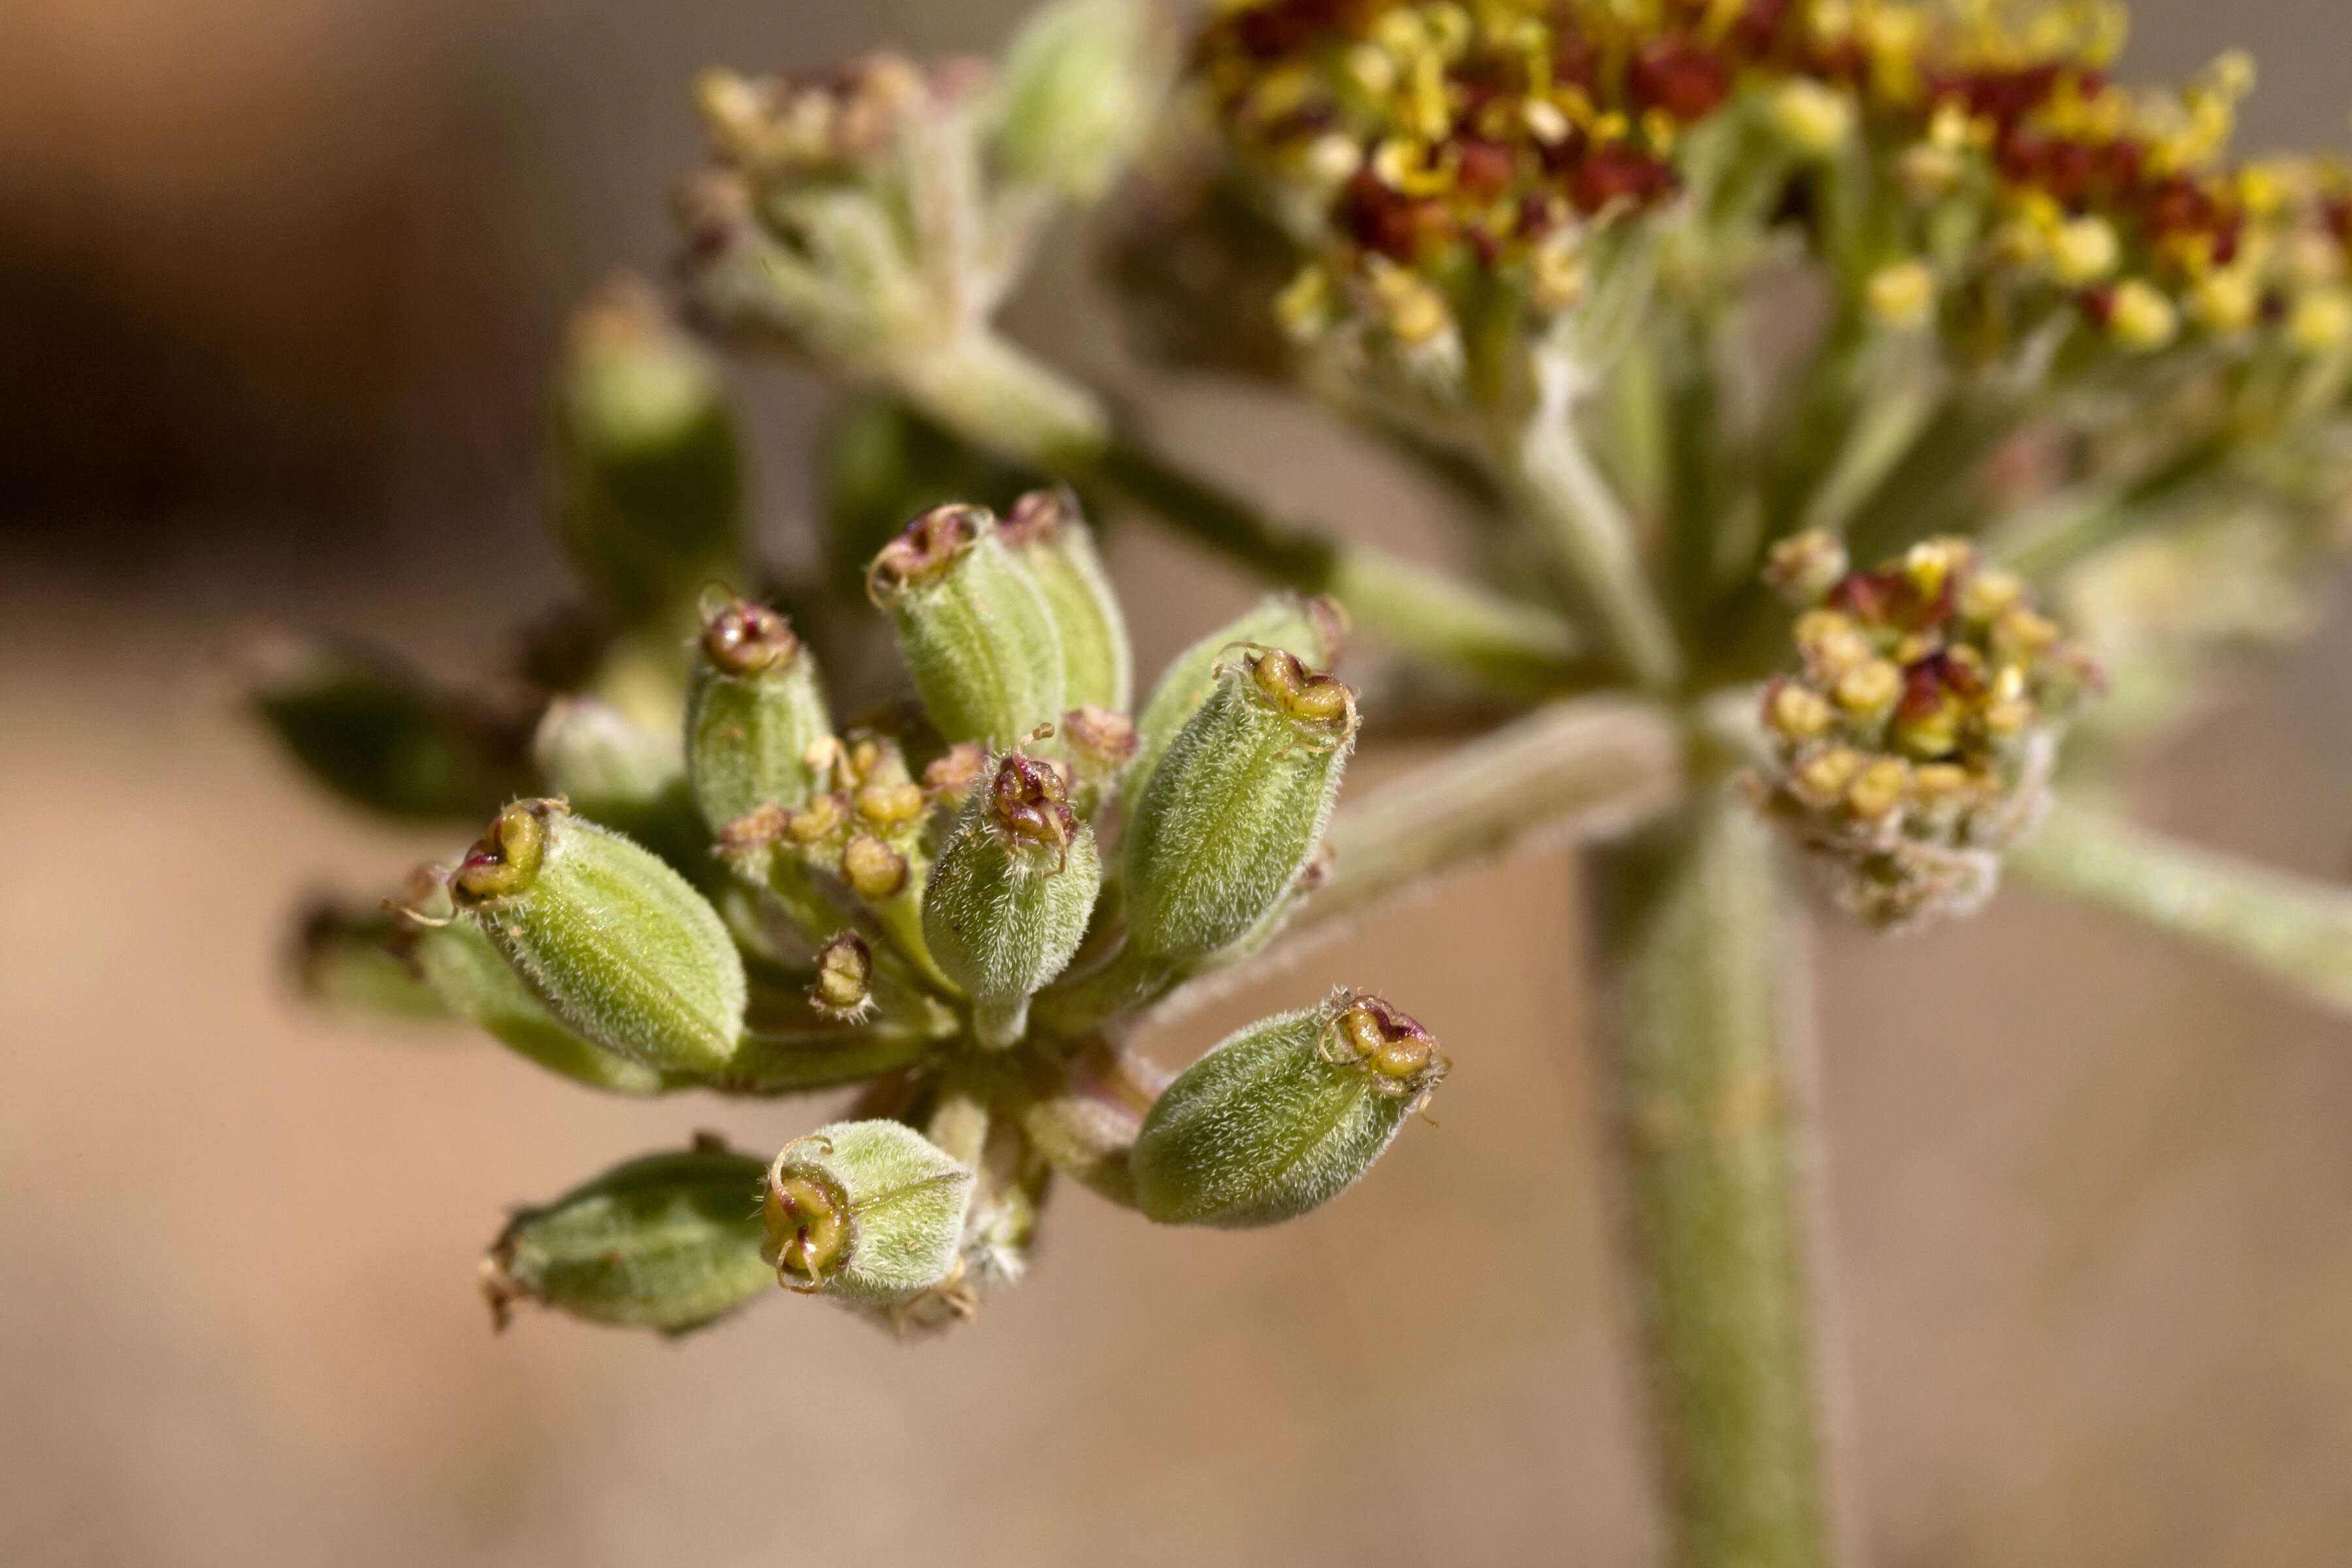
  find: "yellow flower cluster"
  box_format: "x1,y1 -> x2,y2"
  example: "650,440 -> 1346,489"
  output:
1750,528 -> 2101,927
1191,0 -> 2352,367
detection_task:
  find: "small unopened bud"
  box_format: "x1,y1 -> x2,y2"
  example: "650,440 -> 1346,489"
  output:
555,276 -> 745,624
453,800 -> 748,1074
1865,260 -> 1936,331
2105,280 -> 2180,352
1762,530 -> 1848,606
761,1121 -> 976,1305
808,932 -> 875,1021
482,1141 -> 770,1333
840,834 -> 910,901
2290,289 -> 2352,353
2050,216 -> 2120,286
1770,78 -> 1853,155
868,504 -> 1068,748
923,742 -> 990,804
924,751 -> 1104,1046
999,489 -> 1133,712
1120,649 -> 1356,976
1132,992 -> 1446,1228
1129,593 -> 1345,798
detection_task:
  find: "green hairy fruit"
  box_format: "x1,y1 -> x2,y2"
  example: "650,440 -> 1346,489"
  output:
411,909 -> 673,1097
1126,593 -> 1345,800
868,502 -> 1066,748
685,595 -> 834,834
998,488 -> 1132,713
923,750 -> 1103,1047
1120,647 -> 1357,973
761,1120 -> 977,1305
453,800 -> 748,1075
1132,992 -> 1448,1228
482,1138 -> 772,1333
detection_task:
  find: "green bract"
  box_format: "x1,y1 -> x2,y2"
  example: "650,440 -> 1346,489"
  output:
1132,992 -> 1446,1228
453,800 -> 747,1076
482,1140 -> 772,1333
868,503 -> 1066,748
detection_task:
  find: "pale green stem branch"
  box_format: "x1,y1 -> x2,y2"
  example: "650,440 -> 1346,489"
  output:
898,333 -> 1587,693
1586,784 -> 1838,1568
2012,799 -> 2352,1021
1501,383 -> 1684,691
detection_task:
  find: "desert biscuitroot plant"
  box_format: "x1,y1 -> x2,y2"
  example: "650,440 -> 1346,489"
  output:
259,1 -> 2352,1563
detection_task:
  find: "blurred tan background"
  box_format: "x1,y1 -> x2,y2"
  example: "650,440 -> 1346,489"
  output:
6,2 -> 2352,1563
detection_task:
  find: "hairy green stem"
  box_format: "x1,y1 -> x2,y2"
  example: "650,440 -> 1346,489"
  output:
2012,799 -> 2352,1020
1586,785 -> 1837,1568
900,335 -> 1584,691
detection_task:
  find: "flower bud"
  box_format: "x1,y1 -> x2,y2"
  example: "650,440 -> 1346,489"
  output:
1000,489 -> 1132,713
1761,530 -> 1848,606
923,751 -> 1104,1046
1132,992 -> 1446,1228
685,595 -> 834,835
2104,280 -> 2179,352
554,276 -> 745,624
1865,260 -> 1936,331
868,504 -> 1067,747
482,1139 -> 770,1333
242,631 -> 525,821
988,0 -> 1171,201
1128,592 -> 1345,800
761,1121 -> 977,1305
1120,648 -> 1356,975
1750,537 -> 2102,929
808,932 -> 875,1021
453,800 -> 748,1074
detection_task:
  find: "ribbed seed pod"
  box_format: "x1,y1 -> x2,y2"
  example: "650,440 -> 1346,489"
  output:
685,596 -> 833,834
1120,647 -> 1357,972
453,800 -> 747,1075
1127,593 -> 1345,798
1000,489 -> 1132,713
1132,992 -> 1447,1228
412,915 -> 672,1096
481,1139 -> 770,1333
761,1120 -> 977,1305
867,503 -> 1066,747
923,751 -> 1103,1046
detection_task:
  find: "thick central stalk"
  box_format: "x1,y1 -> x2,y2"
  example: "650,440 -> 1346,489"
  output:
1584,783 -> 1838,1568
